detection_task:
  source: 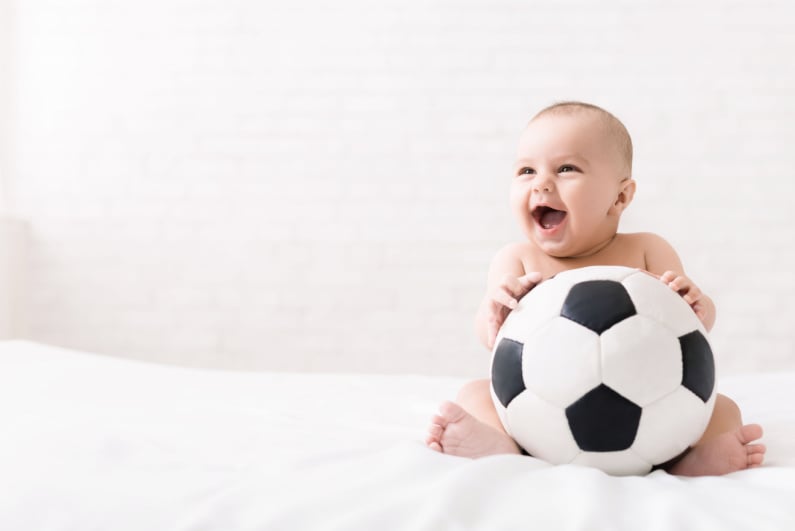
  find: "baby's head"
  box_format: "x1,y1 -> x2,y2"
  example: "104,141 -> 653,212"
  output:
510,101 -> 637,258
530,102 -> 633,177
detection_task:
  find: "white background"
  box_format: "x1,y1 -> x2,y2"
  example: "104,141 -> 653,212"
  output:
2,0 -> 794,376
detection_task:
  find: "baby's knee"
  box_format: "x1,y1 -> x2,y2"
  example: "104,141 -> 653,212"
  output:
455,378 -> 491,403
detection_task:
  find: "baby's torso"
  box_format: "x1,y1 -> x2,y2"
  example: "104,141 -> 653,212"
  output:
517,233 -> 649,280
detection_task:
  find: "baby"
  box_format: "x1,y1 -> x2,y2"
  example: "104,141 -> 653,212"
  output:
425,102 -> 766,476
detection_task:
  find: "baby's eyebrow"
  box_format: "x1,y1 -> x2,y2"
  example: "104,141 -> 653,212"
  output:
551,154 -> 588,165
514,155 -> 589,168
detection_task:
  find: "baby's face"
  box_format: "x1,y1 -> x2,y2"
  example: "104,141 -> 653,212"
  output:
510,112 -> 632,258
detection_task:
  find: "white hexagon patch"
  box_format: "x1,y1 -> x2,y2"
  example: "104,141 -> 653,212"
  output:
600,315 -> 682,406
522,317 -> 601,409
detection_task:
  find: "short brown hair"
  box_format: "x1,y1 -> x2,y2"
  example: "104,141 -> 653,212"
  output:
533,101 -> 633,175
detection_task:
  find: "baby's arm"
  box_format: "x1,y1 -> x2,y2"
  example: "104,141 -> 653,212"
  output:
475,244 -> 542,349
643,233 -> 716,332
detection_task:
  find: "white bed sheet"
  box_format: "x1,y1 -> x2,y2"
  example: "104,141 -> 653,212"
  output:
1,340 -> 794,530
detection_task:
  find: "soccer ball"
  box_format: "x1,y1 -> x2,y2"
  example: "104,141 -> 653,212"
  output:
490,265 -> 716,476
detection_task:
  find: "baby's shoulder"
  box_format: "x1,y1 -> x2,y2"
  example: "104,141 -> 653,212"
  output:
615,231 -> 671,251
496,240 -> 533,254
491,241 -> 549,275
493,241 -> 539,262
614,232 -> 681,271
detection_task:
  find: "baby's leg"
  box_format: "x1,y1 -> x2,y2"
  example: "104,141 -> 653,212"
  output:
667,394 -> 766,476
425,379 -> 521,458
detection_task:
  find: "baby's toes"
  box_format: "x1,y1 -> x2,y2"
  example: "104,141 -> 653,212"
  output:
738,423 -> 763,444
425,419 -> 446,451
747,443 -> 766,455
747,443 -> 766,467
426,423 -> 443,443
748,451 -> 765,467
438,400 -> 468,423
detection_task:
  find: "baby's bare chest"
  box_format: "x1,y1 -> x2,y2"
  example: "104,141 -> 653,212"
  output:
522,238 -> 647,280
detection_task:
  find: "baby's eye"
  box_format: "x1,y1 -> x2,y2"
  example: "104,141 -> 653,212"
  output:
518,167 -> 535,176
558,165 -> 580,173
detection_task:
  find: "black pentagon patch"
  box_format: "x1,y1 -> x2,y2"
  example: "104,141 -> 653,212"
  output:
560,280 -> 636,334
565,384 -> 642,452
491,338 -> 525,408
679,330 -> 715,402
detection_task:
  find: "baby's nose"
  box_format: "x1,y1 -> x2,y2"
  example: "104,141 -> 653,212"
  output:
533,174 -> 554,193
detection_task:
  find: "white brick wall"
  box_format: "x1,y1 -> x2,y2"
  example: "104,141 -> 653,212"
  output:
0,0 -> 13,212
0,216 -> 27,338
4,0 -> 795,375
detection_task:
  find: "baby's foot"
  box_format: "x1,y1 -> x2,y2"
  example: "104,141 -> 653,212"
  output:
425,401 -> 520,458
668,424 -> 766,477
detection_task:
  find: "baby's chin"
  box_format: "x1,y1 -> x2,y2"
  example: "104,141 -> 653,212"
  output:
526,232 -> 569,257
535,241 -> 573,258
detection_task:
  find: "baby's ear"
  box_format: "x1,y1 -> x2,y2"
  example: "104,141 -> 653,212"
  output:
612,178 -> 636,213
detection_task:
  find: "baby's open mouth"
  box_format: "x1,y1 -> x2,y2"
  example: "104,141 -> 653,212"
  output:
532,206 -> 567,230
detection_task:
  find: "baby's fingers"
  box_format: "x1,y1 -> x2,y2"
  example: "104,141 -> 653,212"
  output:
487,320 -> 499,350
486,303 -> 506,349
493,287 -> 519,310
518,271 -> 543,288
660,272 -> 691,296
659,271 -> 678,284
511,272 -> 543,301
682,285 -> 702,305
666,275 -> 688,291
499,274 -> 529,299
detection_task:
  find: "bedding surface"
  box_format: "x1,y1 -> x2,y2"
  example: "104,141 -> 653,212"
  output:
1,340 -> 794,530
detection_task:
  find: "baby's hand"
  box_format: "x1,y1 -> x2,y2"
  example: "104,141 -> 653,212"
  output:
659,270 -> 708,324
486,272 -> 543,349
